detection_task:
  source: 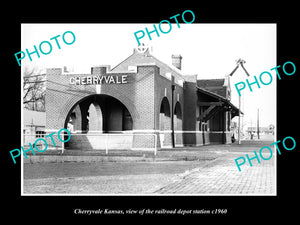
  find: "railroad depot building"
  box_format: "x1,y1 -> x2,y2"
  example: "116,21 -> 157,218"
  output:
45,46 -> 240,150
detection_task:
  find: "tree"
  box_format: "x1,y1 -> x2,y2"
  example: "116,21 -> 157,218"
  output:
23,67 -> 46,112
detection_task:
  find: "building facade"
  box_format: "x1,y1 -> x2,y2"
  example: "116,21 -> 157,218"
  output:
45,46 -> 240,150
23,109 -> 46,145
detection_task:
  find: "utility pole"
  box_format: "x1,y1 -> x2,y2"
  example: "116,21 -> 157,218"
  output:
238,94 -> 241,144
257,108 -> 260,139
229,58 -> 250,145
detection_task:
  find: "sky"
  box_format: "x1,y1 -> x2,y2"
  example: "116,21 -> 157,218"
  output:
21,23 -> 276,130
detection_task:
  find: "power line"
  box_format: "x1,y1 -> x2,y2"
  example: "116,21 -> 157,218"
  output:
23,74 -> 46,78
24,80 -> 46,83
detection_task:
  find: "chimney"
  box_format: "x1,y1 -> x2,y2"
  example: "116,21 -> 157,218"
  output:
171,54 -> 182,70
91,65 -> 111,75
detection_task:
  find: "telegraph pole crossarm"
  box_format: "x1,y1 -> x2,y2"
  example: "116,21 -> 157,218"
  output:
228,58 -> 250,144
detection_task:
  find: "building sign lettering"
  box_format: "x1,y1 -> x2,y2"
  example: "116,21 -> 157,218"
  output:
69,75 -> 128,85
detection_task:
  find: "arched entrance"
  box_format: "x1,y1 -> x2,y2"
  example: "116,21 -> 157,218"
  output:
64,94 -> 133,149
159,97 -> 171,148
65,94 -> 133,133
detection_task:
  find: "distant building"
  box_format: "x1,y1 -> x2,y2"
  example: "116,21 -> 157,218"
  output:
247,126 -> 274,135
23,109 -> 46,145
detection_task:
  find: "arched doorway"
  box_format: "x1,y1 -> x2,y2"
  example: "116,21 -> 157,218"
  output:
159,97 -> 171,148
64,94 -> 133,149
65,94 -> 133,133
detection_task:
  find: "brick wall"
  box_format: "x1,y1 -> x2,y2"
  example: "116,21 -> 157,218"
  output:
46,65 -> 159,150
182,76 -> 197,146
45,64 -> 230,151
154,72 -> 184,148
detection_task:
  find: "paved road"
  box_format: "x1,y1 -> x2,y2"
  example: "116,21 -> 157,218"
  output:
23,139 -> 276,195
155,151 -> 275,195
155,138 -> 276,195
24,161 -> 203,179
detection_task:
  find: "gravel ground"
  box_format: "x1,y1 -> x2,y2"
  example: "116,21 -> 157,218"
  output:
23,161 -> 208,195
23,174 -> 182,194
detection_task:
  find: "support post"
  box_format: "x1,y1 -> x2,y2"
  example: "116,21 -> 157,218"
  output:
171,82 -> 175,148
238,95 -> 241,144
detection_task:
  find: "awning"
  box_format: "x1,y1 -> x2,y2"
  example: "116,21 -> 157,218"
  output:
196,87 -> 242,121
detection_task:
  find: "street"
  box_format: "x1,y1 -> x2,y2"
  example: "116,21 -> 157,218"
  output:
23,161 -> 203,194
23,137 -> 276,195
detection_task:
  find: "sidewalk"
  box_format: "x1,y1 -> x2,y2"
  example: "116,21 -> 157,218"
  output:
23,145 -> 228,163
155,150 -> 276,195
152,139 -> 276,195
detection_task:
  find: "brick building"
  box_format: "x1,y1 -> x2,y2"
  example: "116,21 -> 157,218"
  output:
45,46 -> 240,150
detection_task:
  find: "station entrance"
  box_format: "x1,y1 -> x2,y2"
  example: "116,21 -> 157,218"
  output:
64,94 -> 134,150
65,94 -> 133,133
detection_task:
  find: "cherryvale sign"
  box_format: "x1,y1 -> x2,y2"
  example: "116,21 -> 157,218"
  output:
69,75 -> 128,85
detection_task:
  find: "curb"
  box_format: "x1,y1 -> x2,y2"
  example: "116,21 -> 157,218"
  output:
23,155 -> 156,163
23,153 -> 221,164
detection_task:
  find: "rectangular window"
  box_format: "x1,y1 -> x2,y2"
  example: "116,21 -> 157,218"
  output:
36,131 -> 45,138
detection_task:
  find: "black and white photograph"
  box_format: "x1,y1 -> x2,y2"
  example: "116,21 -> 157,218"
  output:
4,4 -> 298,220
20,23 -> 277,195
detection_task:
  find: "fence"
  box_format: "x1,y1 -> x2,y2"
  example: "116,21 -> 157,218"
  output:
23,132 -> 158,156
66,132 -> 158,155
23,130 -> 235,157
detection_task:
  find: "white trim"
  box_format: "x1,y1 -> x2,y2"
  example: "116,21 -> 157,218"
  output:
165,72 -> 172,80
177,79 -> 184,87
96,85 -> 101,94
67,130 -> 232,134
159,130 -> 172,133
131,148 -> 156,151
106,70 -> 136,74
85,131 -> 104,133
174,130 -> 231,134
128,66 -> 137,72
175,144 -> 184,147
45,129 -> 60,132
132,129 -> 158,133
161,145 -> 172,149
